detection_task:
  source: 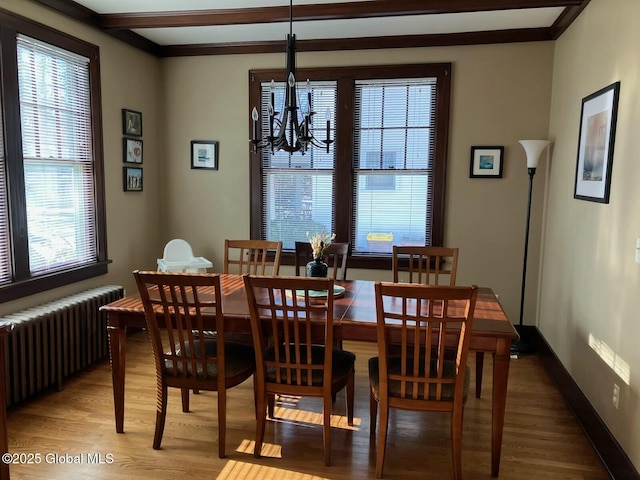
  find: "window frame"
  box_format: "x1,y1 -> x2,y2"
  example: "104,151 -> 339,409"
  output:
249,63 -> 451,270
0,9 -> 108,302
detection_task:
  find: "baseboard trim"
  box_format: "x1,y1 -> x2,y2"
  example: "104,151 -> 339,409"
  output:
530,327 -> 639,480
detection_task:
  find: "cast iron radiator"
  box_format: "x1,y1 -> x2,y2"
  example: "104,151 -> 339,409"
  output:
1,285 -> 124,407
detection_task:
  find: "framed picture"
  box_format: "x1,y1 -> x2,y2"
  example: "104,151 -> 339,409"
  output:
123,138 -> 143,164
470,146 -> 504,178
574,81 -> 620,203
191,140 -> 219,170
122,109 -> 142,137
123,166 -> 143,192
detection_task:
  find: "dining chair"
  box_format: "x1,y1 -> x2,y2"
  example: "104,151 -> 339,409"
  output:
392,245 -> 458,286
369,282 -> 478,479
294,241 -> 349,280
243,274 -> 356,466
392,245 -> 485,398
224,239 -> 282,275
133,270 -> 256,457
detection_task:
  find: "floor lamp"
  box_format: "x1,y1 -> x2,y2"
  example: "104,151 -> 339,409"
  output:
511,139 -> 549,355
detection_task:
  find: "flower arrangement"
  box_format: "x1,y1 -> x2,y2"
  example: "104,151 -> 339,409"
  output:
306,231 -> 336,259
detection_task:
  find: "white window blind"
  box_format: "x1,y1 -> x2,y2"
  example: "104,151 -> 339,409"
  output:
353,78 -> 436,254
260,80 -> 337,250
0,92 -> 10,284
17,35 -> 97,275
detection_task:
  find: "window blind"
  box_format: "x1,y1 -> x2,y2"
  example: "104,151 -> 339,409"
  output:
353,78 -> 437,254
17,35 -> 97,275
0,92 -> 10,284
260,80 -> 337,250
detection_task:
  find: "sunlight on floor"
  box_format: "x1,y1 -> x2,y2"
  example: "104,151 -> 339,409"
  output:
269,406 -> 360,430
236,438 -> 282,458
217,459 -> 331,480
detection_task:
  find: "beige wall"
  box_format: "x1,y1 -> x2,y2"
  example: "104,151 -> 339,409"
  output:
161,43 -> 554,325
0,0 -> 163,315
542,0 -> 640,468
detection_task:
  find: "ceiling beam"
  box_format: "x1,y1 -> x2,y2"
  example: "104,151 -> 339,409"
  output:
550,0 -> 591,38
99,0 -> 584,30
160,28 -> 552,57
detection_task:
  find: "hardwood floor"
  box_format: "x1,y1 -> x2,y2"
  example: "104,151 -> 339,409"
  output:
6,333 -> 610,479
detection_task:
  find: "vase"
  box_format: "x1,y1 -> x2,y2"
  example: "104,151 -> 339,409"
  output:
306,258 -> 328,278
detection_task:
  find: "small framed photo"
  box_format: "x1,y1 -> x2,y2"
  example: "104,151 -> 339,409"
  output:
123,166 -> 143,192
191,140 -> 219,170
574,81 -> 620,203
123,138 -> 143,164
122,109 -> 142,137
470,146 -> 504,178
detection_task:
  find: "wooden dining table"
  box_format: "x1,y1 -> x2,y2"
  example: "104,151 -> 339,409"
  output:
100,274 -> 517,477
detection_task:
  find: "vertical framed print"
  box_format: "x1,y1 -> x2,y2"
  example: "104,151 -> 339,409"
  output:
123,166 -> 143,191
122,109 -> 142,137
574,81 -> 620,203
123,138 -> 143,164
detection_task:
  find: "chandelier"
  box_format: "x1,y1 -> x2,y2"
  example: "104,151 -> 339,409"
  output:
250,0 -> 333,154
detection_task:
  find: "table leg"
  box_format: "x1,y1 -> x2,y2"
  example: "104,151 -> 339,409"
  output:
475,351 -> 485,398
491,338 -> 511,477
107,324 -> 127,433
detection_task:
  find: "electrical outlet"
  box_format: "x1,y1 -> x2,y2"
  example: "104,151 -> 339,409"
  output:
613,384 -> 620,409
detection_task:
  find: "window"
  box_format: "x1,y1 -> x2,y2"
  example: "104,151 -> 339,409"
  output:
249,64 -> 450,269
0,11 -> 108,302
257,79 -> 337,249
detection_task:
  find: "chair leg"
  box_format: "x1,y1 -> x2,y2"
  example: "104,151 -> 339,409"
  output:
181,388 -> 190,412
346,370 -> 355,426
323,392 -> 332,466
218,389 -> 227,458
153,383 -> 168,450
254,389 -> 267,459
475,351 -> 484,398
253,376 -> 259,420
267,393 -> 275,418
375,399 -> 389,478
451,406 -> 464,480
369,389 -> 378,435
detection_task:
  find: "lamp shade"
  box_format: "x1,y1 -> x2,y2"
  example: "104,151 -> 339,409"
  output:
519,140 -> 549,169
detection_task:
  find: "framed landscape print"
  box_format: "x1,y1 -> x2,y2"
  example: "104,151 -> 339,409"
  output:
470,146 -> 504,178
190,140 -> 219,170
574,81 -> 620,203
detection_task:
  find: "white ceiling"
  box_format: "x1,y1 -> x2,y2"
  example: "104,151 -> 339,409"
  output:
37,1 -> 588,55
